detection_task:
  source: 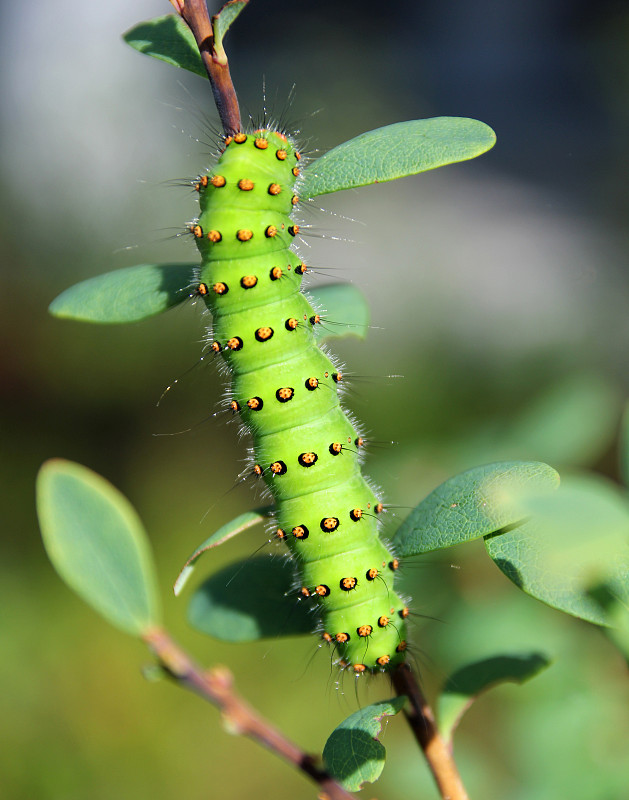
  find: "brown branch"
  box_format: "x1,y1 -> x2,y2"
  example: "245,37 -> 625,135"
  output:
391,664 -> 469,800
170,0 -> 242,136
143,628 -> 355,800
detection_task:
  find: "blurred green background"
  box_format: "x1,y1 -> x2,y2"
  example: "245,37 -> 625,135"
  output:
2,1 -> 629,798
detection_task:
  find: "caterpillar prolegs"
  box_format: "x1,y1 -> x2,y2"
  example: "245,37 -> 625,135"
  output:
195,129 -> 408,672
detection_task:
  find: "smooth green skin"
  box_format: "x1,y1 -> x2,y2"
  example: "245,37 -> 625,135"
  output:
322,698 -> 407,791
194,131 -> 407,671
437,652 -> 551,743
37,459 -> 160,636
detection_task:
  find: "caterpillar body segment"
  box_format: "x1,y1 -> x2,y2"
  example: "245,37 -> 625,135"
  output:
196,130 -> 408,671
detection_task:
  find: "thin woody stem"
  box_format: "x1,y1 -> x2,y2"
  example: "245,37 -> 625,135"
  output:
143,628 -> 355,800
170,0 -> 242,136
391,664 -> 469,800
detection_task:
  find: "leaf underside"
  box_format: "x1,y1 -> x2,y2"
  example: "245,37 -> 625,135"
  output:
438,652 -> 551,741
36,459 -> 160,636
213,1 -> 248,52
174,506 -> 273,596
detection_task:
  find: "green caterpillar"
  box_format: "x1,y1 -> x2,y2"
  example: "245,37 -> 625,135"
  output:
193,128 -> 408,673
48,11 -> 495,676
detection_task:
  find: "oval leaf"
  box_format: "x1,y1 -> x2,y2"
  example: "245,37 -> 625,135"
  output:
49,263 -> 195,324
123,15 -> 205,78
438,652 -> 551,742
37,459 -> 160,636
485,475 -> 629,625
394,461 -> 560,557
300,118 -> 496,199
322,698 -> 407,791
309,283 -> 370,341
174,506 -> 273,596
187,555 -> 311,641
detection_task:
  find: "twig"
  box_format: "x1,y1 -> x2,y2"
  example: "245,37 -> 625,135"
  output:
143,628 -> 355,800
169,0 -> 242,135
391,664 -> 469,800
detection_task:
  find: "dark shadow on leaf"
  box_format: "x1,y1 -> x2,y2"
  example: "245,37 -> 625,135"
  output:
187,555 -> 313,642
324,729 -> 385,789
154,264 -> 195,309
123,16 -> 205,79
587,583 -> 617,613
483,518 -> 528,542
490,557 -> 524,588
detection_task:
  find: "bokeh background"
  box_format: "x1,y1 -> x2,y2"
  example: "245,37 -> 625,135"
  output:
2,0 -> 629,798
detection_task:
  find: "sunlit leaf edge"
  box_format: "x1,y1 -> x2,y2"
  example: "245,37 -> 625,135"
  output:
174,505 -> 273,596
437,651 -> 551,741
37,459 -> 161,636
393,460 -> 560,557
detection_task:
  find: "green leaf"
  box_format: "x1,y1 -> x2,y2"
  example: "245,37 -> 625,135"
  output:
212,1 -> 248,60
485,475 -> 629,625
300,117 -> 496,199
322,698 -> 407,791
37,459 -> 160,636
309,283 -> 370,341
48,269 -> 369,338
587,583 -> 629,664
123,15 -> 205,78
173,506 -> 273,596
393,461 -> 560,557
438,652 -> 551,742
49,263 -> 194,324
187,555 -> 311,641
502,373 -> 620,468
